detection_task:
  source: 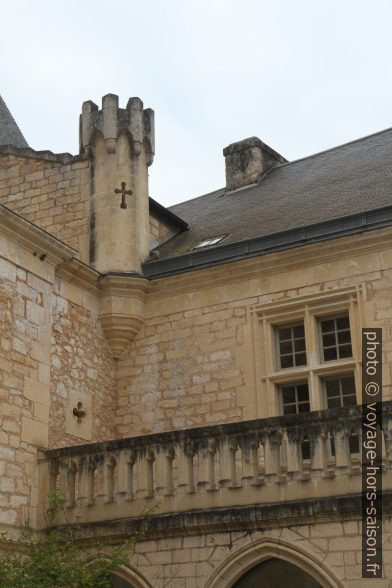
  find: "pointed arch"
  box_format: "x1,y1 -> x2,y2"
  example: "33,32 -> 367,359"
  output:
109,563 -> 153,588
204,536 -> 344,588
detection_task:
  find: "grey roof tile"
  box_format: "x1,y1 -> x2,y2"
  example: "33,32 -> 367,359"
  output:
157,128 -> 392,260
0,95 -> 29,148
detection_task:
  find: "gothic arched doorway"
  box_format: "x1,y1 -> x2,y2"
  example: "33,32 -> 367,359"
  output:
110,574 -> 134,588
232,557 -> 322,587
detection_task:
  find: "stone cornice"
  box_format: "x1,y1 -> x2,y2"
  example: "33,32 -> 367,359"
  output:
56,258 -> 100,292
48,493 -> 392,544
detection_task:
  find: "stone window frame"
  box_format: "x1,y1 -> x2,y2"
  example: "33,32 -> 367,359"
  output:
252,285 -> 364,417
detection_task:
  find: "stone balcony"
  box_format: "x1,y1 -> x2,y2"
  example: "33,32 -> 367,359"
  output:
37,403 -> 392,528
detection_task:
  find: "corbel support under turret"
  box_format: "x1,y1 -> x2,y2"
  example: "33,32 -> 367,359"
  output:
98,274 -> 150,359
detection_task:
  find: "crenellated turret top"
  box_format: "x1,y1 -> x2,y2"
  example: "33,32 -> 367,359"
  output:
79,94 -> 154,164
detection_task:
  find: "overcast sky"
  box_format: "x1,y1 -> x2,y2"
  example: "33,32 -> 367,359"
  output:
1,0 -> 392,206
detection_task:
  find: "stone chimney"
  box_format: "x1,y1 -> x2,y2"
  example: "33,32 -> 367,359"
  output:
223,136 -> 286,191
80,94 -> 154,274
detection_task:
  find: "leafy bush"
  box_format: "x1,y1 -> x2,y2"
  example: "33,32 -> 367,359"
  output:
0,491 -> 148,588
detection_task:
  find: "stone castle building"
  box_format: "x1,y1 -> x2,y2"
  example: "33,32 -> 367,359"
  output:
0,92 -> 391,587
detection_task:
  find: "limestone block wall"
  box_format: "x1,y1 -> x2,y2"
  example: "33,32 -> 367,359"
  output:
76,516 -> 392,587
116,229 -> 392,437
0,255 -> 51,528
0,221 -> 117,531
50,283 -> 117,448
0,151 -> 90,259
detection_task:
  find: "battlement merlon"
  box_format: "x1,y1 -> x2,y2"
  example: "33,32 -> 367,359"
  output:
79,94 -> 155,164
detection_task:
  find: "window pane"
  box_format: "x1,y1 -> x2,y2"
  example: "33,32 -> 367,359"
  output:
337,330 -> 351,344
293,325 -> 305,338
326,378 -> 339,396
321,319 -> 335,333
324,347 -> 337,361
277,323 -> 306,369
281,355 -> 294,368
336,316 -> 350,329
294,338 -> 305,352
294,352 -> 307,366
322,333 -> 336,347
341,375 -> 355,395
298,402 -> 310,413
339,344 -> 352,358
282,387 -> 295,404
279,327 -> 292,341
327,396 -> 341,409
280,341 -> 292,355
283,404 -> 297,415
320,314 -> 352,363
325,373 -> 356,409
343,394 -> 357,406
297,384 -> 309,401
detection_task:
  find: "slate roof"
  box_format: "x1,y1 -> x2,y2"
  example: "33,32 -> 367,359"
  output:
156,127 -> 392,261
0,95 -> 29,148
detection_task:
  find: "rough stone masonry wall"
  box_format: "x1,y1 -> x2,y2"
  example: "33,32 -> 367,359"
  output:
116,236 -> 392,437
50,288 -> 117,448
0,152 -> 90,257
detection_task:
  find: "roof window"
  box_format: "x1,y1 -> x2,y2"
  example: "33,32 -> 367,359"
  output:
193,236 -> 226,249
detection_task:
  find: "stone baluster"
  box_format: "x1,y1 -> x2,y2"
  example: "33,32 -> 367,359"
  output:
177,442 -> 195,493
58,460 -> 76,508
263,431 -> 281,482
286,430 -> 301,477
136,449 -> 155,499
310,426 -> 327,476
240,437 -> 260,486
95,454 -> 106,504
155,446 -> 174,496
117,450 -> 135,502
197,439 -> 216,491
219,437 -> 238,488
104,455 -> 116,503
78,456 -> 94,506
334,425 -> 351,470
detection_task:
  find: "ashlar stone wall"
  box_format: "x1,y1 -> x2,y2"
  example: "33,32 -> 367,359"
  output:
78,515 -> 392,587
116,228 -> 392,437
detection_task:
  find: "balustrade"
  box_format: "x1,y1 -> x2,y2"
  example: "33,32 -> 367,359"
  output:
37,404 -> 392,527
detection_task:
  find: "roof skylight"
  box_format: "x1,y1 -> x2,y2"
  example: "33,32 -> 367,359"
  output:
193,236 -> 226,249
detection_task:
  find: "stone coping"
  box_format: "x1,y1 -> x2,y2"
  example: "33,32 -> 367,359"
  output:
43,402 -> 390,459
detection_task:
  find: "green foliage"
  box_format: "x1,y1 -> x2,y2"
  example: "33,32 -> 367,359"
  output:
0,491 -> 150,588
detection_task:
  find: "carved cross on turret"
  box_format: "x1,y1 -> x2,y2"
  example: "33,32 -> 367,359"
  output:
114,181 -> 133,209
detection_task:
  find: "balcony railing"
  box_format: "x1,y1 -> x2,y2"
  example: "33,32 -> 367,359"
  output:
37,403 -> 392,527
